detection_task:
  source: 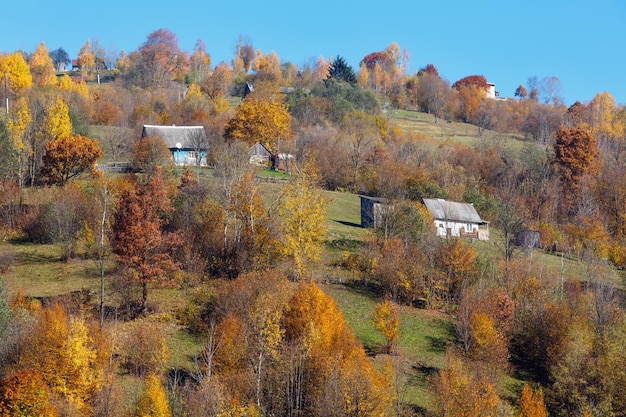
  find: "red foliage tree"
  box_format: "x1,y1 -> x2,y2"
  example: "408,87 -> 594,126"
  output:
420,63 -> 440,77
111,168 -> 180,314
553,126 -> 599,189
452,74 -> 489,91
361,52 -> 385,70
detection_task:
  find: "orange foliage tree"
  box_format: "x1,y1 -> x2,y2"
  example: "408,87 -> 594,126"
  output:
40,133 -> 103,186
283,282 -> 392,417
0,370 -> 56,417
553,126 -> 599,190
30,42 -> 57,87
517,383 -> 548,417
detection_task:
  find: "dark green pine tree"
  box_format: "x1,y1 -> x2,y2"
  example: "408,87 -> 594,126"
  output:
327,55 -> 357,84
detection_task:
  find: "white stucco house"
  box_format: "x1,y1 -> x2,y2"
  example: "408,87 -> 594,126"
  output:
422,198 -> 489,241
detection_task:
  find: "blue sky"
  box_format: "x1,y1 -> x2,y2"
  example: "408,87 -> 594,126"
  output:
4,0 -> 625,105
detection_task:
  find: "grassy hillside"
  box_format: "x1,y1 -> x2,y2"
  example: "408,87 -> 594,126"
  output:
3,108 -> 624,415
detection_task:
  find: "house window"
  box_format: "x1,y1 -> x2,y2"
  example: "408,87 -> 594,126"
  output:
188,151 -> 197,160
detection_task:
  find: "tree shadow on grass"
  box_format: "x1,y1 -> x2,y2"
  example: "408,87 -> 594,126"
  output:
425,335 -> 448,354
14,249 -> 60,265
334,220 -> 362,228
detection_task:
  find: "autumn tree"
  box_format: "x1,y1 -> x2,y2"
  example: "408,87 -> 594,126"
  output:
134,374 -> 171,417
122,322 -> 169,377
371,298 -> 400,354
588,91 -> 624,143
136,28 -> 188,87
42,96 -> 72,141
515,85 -> 528,100
553,126 -> 599,192
41,133 -> 103,186
30,42 -> 57,87
111,168 -> 180,314
233,34 -> 255,74
77,40 -> 96,75
130,135 -> 174,177
437,239 -> 477,304
434,350 -> 506,417
277,157 -> 328,279
416,72 -> 452,122
336,110 -> 380,191
0,51 -> 32,100
6,96 -> 31,188
224,96 -> 292,153
467,312 -> 509,374
452,74 -> 489,92
282,282 -> 392,417
18,304 -> 105,414
27,95 -> 72,186
204,61 -> 234,99
517,383 -> 548,417
0,370 -> 56,417
188,39 -> 211,84
252,50 -> 282,83
232,171 -> 281,272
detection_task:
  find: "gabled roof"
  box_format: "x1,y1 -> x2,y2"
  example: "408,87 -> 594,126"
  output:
422,198 -> 487,224
248,142 -> 272,157
141,125 -> 206,149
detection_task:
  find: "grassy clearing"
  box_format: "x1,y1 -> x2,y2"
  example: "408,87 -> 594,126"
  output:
388,108 -> 533,157
321,282 -> 455,413
0,242 -> 102,298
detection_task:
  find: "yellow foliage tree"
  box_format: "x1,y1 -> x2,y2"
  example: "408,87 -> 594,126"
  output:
252,50 -> 282,82
468,312 -> 508,371
42,96 -> 72,141
564,215 -> 610,260
217,399 -> 260,417
517,383 -> 548,417
589,91 -> 624,141
438,239 -> 477,302
30,42 -> 57,87
19,304 -> 104,413
134,374 -> 171,417
0,51 -> 32,97
435,351 -> 502,417
224,96 -> 291,152
6,97 -> 31,187
77,40 -> 95,75
277,158 -> 328,279
189,42 -> 211,84
371,298 -> 400,354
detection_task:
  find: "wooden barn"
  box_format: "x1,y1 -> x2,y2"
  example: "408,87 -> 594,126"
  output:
422,198 -> 489,241
359,196 -> 387,228
141,125 -> 208,167
248,142 -> 273,167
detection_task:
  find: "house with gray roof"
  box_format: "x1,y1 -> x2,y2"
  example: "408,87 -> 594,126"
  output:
141,125 -> 208,167
422,198 -> 489,241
